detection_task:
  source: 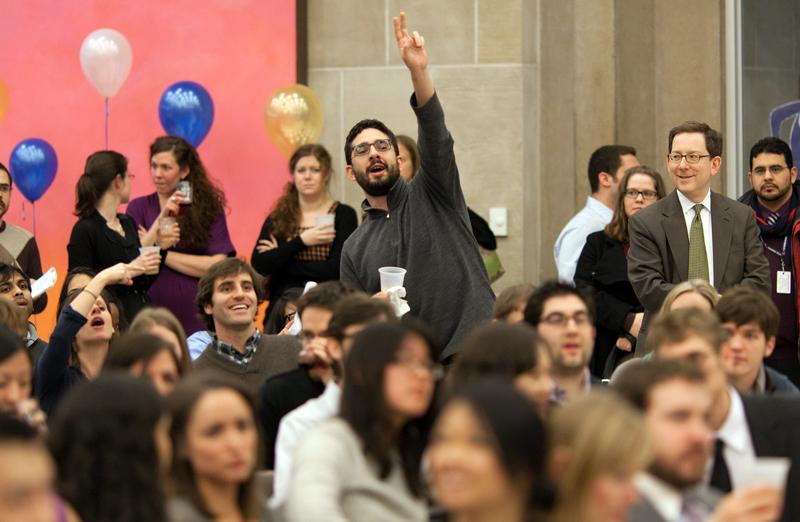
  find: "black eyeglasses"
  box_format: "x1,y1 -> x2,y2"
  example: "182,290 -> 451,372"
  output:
623,189 -> 658,201
667,153 -> 711,164
352,139 -> 393,157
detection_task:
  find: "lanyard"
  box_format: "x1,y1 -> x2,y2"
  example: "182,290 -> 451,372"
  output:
762,236 -> 789,271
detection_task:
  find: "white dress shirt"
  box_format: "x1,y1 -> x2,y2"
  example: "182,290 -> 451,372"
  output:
706,387 -> 756,489
676,188 -> 715,285
554,196 -> 614,283
270,381 -> 342,509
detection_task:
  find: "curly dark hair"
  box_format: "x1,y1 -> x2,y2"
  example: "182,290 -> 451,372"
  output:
150,136 -> 227,248
269,144 -> 333,240
48,374 -> 166,522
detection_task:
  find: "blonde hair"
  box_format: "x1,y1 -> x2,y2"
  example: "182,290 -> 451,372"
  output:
548,391 -> 651,522
659,279 -> 719,313
129,307 -> 192,374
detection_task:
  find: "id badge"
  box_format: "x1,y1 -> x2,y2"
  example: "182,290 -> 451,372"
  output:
777,271 -> 792,294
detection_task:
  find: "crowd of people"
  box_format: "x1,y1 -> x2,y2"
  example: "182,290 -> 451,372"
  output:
0,11 -> 799,522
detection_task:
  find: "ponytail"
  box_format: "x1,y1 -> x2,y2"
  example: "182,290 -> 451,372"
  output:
74,151 -> 128,219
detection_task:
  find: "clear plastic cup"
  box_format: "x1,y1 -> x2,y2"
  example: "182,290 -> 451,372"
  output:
159,216 -> 176,232
315,214 -> 335,226
379,266 -> 406,291
139,246 -> 160,275
738,457 -> 791,489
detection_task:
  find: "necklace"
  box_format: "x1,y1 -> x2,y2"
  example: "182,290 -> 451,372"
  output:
106,217 -> 124,236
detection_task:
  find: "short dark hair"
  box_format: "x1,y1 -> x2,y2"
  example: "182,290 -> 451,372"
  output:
668,121 -> 723,158
523,280 -> 595,327
325,294 -> 395,342
0,263 -> 28,291
716,286 -> 779,340
613,359 -> 705,412
0,163 -> 12,189
749,136 -> 794,171
587,145 -> 637,193
344,119 -> 400,165
294,281 -> 357,319
647,308 -> 727,355
195,258 -> 265,331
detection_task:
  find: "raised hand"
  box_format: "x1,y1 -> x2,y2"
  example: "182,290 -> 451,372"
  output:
393,11 -> 427,72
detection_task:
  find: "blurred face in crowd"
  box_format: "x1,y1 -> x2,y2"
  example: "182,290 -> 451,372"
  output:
513,345 -> 554,415
150,150 -> 188,197
502,302 -> 527,324
587,471 -> 640,522
0,272 -> 33,323
667,132 -> 721,203
397,141 -> 415,182
535,295 -> 595,375
66,273 -> 93,294
0,442 -> 57,522
748,152 -> 797,209
428,401 -> 526,516
721,321 -> 774,392
130,350 -> 180,396
0,169 -> 11,223
347,129 -> 401,197
183,389 -> 258,485
655,334 -> 727,398
292,155 -> 329,199
205,272 -> 257,333
644,378 -> 712,488
383,333 -> 436,422
148,324 -> 184,365
622,174 -> 659,218
0,352 -> 32,414
74,296 -> 114,345
668,291 -> 713,312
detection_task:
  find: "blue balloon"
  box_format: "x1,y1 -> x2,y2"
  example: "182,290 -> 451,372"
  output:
158,81 -> 215,147
8,138 -> 57,203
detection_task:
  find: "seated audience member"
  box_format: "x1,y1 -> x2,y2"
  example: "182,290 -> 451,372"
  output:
270,294 -> 395,508
36,262 -> 147,417
128,306 -> 192,374
492,283 -> 535,323
103,332 -> 182,396
659,278 -> 719,313
166,374 -> 263,522
0,414 -> 78,521
0,324 -> 45,432
0,263 -> 47,366
284,322 -> 438,522
717,286 -> 799,395
444,322 -> 553,415
57,266 -> 128,333
648,308 -> 800,520
428,381 -> 553,522
0,298 -> 25,335
615,359 -> 784,522
49,374 -> 167,522
575,166 -> 666,377
258,281 -> 356,469
548,391 -> 651,522
523,281 -> 599,403
251,144 -> 357,334
193,258 -> 300,392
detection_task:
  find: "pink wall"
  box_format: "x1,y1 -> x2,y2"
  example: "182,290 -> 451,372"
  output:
0,0 -> 297,336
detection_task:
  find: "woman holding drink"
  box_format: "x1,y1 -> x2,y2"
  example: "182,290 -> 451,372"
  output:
127,136 -> 235,335
252,144 -> 357,333
68,150 -> 166,324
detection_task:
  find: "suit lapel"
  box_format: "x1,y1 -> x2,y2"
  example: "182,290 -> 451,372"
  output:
662,192 -> 689,282
742,395 -> 781,455
710,192 -> 733,288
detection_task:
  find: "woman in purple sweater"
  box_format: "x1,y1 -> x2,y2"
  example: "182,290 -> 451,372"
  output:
127,136 -> 235,335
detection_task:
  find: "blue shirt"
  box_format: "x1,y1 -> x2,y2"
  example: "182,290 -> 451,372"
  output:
554,196 -> 613,283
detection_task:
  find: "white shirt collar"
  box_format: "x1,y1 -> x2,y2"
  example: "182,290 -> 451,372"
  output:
676,188 -> 712,215
586,195 -> 614,220
635,472 -> 683,522
716,387 -> 751,454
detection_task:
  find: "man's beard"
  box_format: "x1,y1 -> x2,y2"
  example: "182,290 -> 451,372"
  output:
354,159 -> 400,197
758,184 -> 791,202
648,449 -> 708,490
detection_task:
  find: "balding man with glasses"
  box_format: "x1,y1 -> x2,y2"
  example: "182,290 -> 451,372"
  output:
627,121 -> 770,354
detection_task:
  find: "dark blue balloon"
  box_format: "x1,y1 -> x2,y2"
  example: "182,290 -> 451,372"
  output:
158,81 -> 215,147
8,138 -> 58,203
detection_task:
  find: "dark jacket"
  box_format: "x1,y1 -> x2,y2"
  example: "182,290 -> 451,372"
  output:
575,230 -> 643,378
765,366 -> 800,394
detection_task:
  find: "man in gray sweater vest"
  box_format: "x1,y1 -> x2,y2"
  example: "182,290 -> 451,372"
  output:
194,258 -> 300,392
340,13 -> 495,361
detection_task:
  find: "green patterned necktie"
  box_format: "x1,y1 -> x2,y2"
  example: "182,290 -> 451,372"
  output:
687,203 -> 709,282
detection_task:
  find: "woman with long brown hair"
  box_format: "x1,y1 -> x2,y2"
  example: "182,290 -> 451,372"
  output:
251,144 -> 357,333
574,166 -> 666,378
127,136 -> 235,334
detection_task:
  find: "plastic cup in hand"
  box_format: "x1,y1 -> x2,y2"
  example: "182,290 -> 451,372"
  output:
139,246 -> 160,275
738,457 -> 791,490
379,267 -> 406,291
315,214 -> 335,226
159,216 -> 176,232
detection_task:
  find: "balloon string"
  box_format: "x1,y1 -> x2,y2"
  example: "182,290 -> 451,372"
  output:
21,201 -> 26,223
32,202 -> 36,236
104,97 -> 109,150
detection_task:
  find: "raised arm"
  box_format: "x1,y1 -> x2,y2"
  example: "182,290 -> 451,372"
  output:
394,12 -> 433,106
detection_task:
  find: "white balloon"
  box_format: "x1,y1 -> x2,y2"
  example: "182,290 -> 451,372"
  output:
79,28 -> 132,98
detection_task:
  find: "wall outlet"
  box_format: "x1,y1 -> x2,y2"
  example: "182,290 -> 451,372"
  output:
489,207 -> 508,237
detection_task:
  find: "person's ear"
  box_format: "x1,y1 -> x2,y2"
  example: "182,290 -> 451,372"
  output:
345,165 -> 356,182
764,336 -> 776,358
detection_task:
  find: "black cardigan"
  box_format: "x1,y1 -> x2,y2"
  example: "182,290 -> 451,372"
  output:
67,210 -> 153,322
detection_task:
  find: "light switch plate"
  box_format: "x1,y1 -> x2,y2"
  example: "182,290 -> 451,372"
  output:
489,207 -> 508,237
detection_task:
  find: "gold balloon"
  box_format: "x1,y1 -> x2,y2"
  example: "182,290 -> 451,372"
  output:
0,80 -> 8,122
264,84 -> 324,158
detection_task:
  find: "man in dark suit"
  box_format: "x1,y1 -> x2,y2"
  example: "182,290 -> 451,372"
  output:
628,121 -> 770,351
647,308 -> 796,522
